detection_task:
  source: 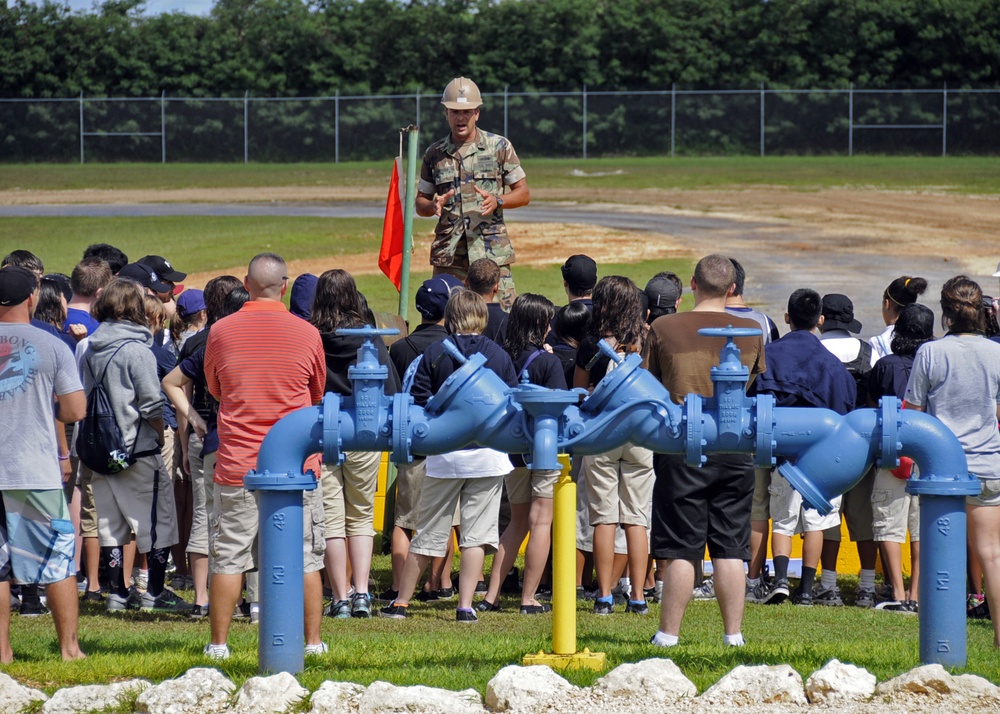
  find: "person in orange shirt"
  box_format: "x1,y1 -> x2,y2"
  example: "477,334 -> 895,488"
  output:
202,253 -> 327,660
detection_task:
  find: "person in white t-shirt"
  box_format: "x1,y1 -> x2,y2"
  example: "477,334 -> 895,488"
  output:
871,276 -> 928,360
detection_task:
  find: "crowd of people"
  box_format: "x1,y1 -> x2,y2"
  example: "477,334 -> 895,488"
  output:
2,241 -> 1000,664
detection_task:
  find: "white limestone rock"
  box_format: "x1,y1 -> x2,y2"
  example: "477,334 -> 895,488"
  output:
804,659 -> 876,704
357,681 -> 483,713
309,681 -> 365,714
0,672 -> 47,712
876,664 -> 1000,702
700,664 -> 807,706
135,667 -> 235,714
485,665 -> 578,712
42,679 -> 150,714
594,658 -> 697,702
232,672 -> 308,714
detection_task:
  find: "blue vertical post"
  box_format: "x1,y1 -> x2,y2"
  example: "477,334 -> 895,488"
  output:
244,471 -> 317,675
908,475 -> 981,666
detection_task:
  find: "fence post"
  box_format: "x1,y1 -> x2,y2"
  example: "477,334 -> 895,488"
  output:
244,91 -> 249,164
415,87 -> 421,128
760,82 -> 765,158
848,82 -> 854,157
942,82 -> 948,158
335,90 -> 340,164
79,91 -> 85,165
161,90 -> 167,164
504,84 -> 509,141
582,84 -> 587,160
670,83 -> 676,158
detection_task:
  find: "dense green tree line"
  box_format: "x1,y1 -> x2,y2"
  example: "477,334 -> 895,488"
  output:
1,0 -> 998,99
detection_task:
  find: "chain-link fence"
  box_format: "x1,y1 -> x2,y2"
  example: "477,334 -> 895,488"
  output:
2,86 -> 998,163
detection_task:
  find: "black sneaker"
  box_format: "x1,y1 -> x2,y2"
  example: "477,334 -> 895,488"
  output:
456,609 -> 478,623
437,587 -> 456,600
376,588 -> 398,603
475,580 -> 488,594
82,590 -> 105,603
232,601 -> 252,621
518,604 -> 551,615
968,598 -> 991,620
19,601 -> 50,617
379,603 -> 409,619
502,567 -> 520,594
189,603 -> 210,619
416,588 -> 439,602
791,588 -> 813,606
875,599 -> 918,615
593,599 -> 614,615
475,599 -> 502,613
765,578 -> 790,605
625,600 -> 649,615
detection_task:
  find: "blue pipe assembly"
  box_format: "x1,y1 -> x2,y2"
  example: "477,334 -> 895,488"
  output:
246,326 -> 977,674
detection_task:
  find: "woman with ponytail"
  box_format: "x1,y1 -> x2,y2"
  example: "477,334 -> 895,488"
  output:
872,276 -> 928,360
905,276 -> 1000,646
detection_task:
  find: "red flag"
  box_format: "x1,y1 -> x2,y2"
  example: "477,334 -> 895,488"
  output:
379,157 -> 404,292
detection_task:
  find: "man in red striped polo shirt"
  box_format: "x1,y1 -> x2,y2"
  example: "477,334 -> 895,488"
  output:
202,253 -> 327,660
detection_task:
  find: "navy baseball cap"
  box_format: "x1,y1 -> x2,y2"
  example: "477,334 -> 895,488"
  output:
415,275 -> 464,321
119,263 -> 172,294
0,266 -> 37,306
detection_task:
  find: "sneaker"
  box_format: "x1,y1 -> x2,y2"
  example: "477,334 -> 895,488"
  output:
875,599 -> 918,614
692,577 -> 715,600
170,574 -> 192,591
106,588 -> 141,612
745,580 -> 770,605
19,601 -> 50,617
250,604 -> 259,624
581,588 -> 599,601
611,586 -> 629,605
232,601 -> 251,621
437,587 -> 456,600
968,598 -> 991,620
132,571 -> 148,593
204,643 -> 231,660
518,604 -> 551,615
791,588 -> 813,606
416,589 -> 440,602
140,588 -> 189,613
77,574 -> 88,593
350,593 -> 372,618
625,600 -> 649,615
593,599 -> 614,615
379,603 -> 409,619
811,586 -> 844,607
189,604 -> 210,619
304,642 -> 329,656
328,599 -> 351,619
82,589 -> 105,603
765,578 -> 790,605
475,580 -> 488,594
456,608 -> 478,623
475,599 -> 502,613
855,587 -> 878,608
376,588 -> 398,603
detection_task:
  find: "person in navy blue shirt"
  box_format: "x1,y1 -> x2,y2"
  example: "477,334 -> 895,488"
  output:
754,288 -> 856,606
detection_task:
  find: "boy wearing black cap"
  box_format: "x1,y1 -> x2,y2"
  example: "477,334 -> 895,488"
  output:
0,267 -> 87,662
561,255 -> 597,309
819,293 -> 880,608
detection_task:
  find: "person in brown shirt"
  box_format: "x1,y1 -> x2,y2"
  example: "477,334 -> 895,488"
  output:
645,254 -> 765,648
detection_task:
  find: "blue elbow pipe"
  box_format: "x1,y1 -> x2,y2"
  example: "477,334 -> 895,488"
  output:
254,406 -> 324,479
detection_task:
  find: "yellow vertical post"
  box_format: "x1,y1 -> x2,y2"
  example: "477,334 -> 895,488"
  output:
523,454 -> 605,671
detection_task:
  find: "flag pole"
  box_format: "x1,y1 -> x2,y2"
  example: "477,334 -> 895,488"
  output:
398,125 -> 419,320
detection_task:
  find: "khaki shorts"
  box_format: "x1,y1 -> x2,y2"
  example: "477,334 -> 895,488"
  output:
410,476 -> 502,557
77,463 -> 98,538
505,467 -> 560,504
209,483 -> 325,575
871,469 -> 920,543
750,467 -> 772,522
584,443 -> 653,527
393,458 -> 426,531
186,432 -> 216,556
161,427 -> 181,482
92,453 -> 179,553
321,451 -> 381,539
769,471 -> 842,537
837,465 -> 876,541
575,460 -> 628,555
968,478 -> 1000,507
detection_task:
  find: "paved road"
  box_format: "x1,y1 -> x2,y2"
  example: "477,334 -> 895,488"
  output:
1,200 -> 957,338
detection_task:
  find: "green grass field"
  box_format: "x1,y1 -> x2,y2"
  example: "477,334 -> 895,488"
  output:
2,156 -> 999,194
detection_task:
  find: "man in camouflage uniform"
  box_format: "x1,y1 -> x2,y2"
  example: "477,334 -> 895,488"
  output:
416,77 -> 531,311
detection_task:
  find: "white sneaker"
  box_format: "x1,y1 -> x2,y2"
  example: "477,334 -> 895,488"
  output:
304,642 -> 329,656
203,643 -> 231,660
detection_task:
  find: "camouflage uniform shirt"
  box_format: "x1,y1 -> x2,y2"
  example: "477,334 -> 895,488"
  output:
418,129 -> 526,269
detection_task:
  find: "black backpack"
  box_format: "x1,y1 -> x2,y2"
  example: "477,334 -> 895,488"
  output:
76,342 -> 147,475
843,339 -> 873,408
